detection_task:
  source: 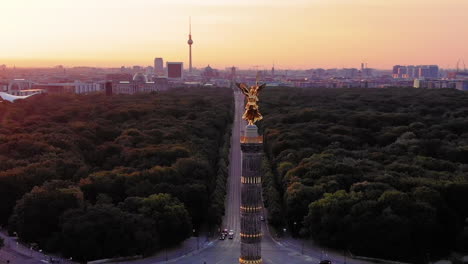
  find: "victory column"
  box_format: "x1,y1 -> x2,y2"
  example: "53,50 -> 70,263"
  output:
237,81 -> 266,264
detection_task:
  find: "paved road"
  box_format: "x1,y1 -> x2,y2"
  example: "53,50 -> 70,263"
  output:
0,230 -> 72,264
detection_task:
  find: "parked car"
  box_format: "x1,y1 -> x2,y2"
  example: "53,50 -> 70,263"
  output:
319,260 -> 332,264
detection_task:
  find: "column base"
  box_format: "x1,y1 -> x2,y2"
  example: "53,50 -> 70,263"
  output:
239,257 -> 263,264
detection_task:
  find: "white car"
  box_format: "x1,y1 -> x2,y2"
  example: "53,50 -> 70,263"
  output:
228,230 -> 234,239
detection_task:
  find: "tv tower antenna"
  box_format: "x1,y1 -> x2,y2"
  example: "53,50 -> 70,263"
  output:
187,17 -> 193,73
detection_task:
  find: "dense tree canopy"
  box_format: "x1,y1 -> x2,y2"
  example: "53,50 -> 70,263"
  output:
60,204 -> 156,261
8,180 -> 83,250
0,88 -> 233,261
260,87 -> 468,262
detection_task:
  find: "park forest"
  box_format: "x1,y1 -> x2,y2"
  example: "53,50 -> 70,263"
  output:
0,88 -> 233,261
260,87 -> 468,263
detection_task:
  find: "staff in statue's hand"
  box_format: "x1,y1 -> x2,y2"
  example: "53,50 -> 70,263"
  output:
236,83 -> 266,125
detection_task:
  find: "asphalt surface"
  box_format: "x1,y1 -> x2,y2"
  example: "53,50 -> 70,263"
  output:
0,230 -> 72,264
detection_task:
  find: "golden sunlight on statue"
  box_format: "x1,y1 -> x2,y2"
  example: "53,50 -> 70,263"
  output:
236,82 -> 266,126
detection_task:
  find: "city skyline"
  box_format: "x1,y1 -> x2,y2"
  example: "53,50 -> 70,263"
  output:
1,0 -> 468,69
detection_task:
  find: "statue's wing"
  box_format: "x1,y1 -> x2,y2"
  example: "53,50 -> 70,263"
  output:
257,83 -> 266,94
236,83 -> 249,95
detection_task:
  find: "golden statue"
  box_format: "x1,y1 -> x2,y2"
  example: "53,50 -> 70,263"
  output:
236,82 -> 266,125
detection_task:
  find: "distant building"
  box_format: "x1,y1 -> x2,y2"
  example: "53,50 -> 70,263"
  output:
393,65 -> 438,79
0,81 -> 8,92
419,67 -> 430,78
456,81 -> 468,91
447,71 -> 468,80
74,82 -> 102,94
152,77 -> 169,90
230,66 -> 237,81
16,89 -> 46,96
342,68 -> 358,78
202,65 -> 219,81
167,62 -> 183,79
112,73 -> 167,94
405,66 -> 417,79
428,65 -> 439,78
132,73 -> 147,83
8,79 -> 33,93
397,66 -> 407,77
392,65 -> 401,75
30,82 -> 102,94
154,58 -> 164,74
414,79 -> 457,89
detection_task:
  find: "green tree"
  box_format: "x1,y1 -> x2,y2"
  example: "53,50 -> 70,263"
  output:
135,193 -> 192,245
8,180 -> 83,250
304,190 -> 361,247
60,204 -> 157,261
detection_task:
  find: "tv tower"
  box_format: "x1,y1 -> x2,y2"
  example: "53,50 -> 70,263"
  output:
187,17 -> 194,73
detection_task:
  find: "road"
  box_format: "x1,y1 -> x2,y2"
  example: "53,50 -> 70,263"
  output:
0,229 -> 72,264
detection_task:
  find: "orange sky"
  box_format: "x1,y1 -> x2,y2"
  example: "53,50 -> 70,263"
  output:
1,0 -> 467,69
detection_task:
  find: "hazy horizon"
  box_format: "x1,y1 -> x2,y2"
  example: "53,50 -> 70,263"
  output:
2,0 -> 467,69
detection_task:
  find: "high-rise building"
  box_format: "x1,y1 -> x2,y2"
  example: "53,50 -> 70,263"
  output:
154,58 -> 164,74
393,65 -> 401,75
231,66 -> 237,81
167,62 -> 183,79
393,65 -> 439,79
398,67 -> 407,76
428,65 -> 439,78
407,66 -> 417,78
187,17 -> 194,73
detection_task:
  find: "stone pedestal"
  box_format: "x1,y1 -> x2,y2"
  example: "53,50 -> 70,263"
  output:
240,125 -> 263,264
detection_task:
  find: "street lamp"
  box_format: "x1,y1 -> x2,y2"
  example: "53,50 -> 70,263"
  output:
193,229 -> 199,251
